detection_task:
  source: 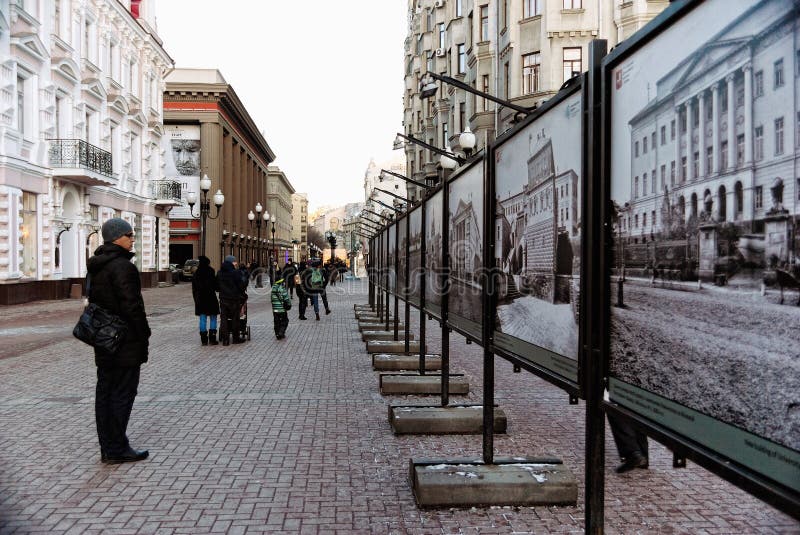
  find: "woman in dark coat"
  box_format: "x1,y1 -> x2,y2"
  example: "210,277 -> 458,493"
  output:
192,256 -> 220,345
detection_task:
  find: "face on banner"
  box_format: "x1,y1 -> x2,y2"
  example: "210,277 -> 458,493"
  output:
164,125 -> 201,220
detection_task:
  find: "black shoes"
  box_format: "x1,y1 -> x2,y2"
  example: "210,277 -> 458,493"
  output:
102,447 -> 149,464
615,454 -> 649,473
325,309 -> 331,315
315,313 -> 320,321
299,316 -> 307,320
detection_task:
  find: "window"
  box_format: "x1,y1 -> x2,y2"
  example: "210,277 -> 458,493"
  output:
439,23 -> 445,49
54,95 -> 62,137
692,151 -> 699,178
660,126 -> 666,145
634,141 -> 639,157
16,76 -> 24,134
504,62 -> 509,99
52,0 -> 61,37
456,0 -> 462,17
524,0 -> 542,17
522,53 -> 541,95
480,5 -> 489,41
736,86 -> 744,108
681,156 -> 687,182
754,125 -> 764,161
459,103 -> 465,133
721,90 -> 728,113
643,136 -> 648,154
642,173 -> 647,196
20,192 -> 37,278
635,214 -> 639,228
563,0 -> 582,8
482,74 -> 490,111
775,117 -> 784,155
426,8 -> 433,31
692,103 -> 699,127
774,59 -> 784,88
670,119 -> 676,140
670,161 -> 675,187
651,210 -> 656,228
706,97 -> 712,121
442,122 -> 448,147
755,186 -> 763,209
736,134 -> 745,166
642,212 -> 647,228
720,141 -> 728,170
754,70 -> 763,97
660,165 -> 666,191
502,0 -> 508,31
706,146 -> 713,171
652,169 -> 656,193
457,44 -> 466,74
563,47 -> 581,82
634,176 -> 639,198
651,132 -> 656,150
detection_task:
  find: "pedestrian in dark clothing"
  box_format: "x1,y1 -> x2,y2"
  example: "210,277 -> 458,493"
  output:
217,255 -> 247,345
251,260 -> 262,288
192,256 -> 220,346
271,276 -> 291,339
87,217 -> 150,464
282,261 -> 298,298
296,261 -> 308,320
608,413 -> 649,473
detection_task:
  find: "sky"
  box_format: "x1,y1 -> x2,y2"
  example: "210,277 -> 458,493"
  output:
154,0 -> 408,212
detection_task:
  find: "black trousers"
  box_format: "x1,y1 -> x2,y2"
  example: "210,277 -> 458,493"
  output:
297,291 -> 307,318
273,311 -> 289,337
608,413 -> 648,460
287,283 -> 295,297
220,299 -> 241,341
96,365 -> 140,455
321,290 -> 330,312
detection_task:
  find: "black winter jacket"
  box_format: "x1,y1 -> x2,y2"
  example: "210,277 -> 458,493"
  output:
87,243 -> 151,367
192,258 -> 220,316
216,261 -> 247,302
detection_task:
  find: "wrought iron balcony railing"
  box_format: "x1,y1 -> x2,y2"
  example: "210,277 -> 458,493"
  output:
49,139 -> 113,177
149,180 -> 182,203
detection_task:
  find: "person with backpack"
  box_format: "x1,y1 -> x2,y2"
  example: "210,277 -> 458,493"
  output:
301,259 -> 327,320
270,275 -> 292,339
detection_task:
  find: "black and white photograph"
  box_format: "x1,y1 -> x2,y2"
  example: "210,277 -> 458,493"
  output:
608,0 -> 800,456
163,124 -> 201,219
448,164 -> 484,328
387,224 -> 397,294
425,190 -> 444,313
408,206 -> 423,305
397,216 -> 408,297
494,91 -> 583,362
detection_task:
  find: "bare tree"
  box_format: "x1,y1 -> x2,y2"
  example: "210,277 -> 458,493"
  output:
307,227 -> 326,250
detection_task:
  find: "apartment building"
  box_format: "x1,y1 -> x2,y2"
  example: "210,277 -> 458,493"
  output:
291,192 -> 308,261
266,165 -> 295,267
0,0 -> 173,304
402,0 -> 668,201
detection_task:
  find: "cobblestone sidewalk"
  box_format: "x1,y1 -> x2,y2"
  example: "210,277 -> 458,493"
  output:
0,281 -> 796,533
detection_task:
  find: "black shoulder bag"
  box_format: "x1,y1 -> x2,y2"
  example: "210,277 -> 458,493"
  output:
73,273 -> 129,354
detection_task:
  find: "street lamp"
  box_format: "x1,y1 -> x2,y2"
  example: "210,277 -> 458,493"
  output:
186,174 -> 224,258
380,168 -> 431,190
85,223 -> 101,264
270,214 -> 276,282
54,221 -> 73,268
248,202 -> 269,265
325,230 -> 337,265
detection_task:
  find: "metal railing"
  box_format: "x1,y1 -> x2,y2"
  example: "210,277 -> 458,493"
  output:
48,139 -> 113,177
149,180 -> 182,202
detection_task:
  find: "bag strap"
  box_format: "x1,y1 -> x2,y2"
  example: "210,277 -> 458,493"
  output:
85,272 -> 92,299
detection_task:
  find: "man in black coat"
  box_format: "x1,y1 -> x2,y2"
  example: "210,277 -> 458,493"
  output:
217,255 -> 247,345
87,218 -> 151,464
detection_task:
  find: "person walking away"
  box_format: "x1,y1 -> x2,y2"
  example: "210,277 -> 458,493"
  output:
271,275 -> 292,339
320,262 -> 332,315
608,413 -> 649,473
192,256 -> 220,345
283,261 -> 297,298
296,261 -> 308,320
251,260 -> 262,288
301,260 -> 326,320
217,255 -> 247,345
87,218 -> 151,464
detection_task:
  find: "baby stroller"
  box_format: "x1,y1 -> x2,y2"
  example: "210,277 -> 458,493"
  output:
224,297 -> 251,343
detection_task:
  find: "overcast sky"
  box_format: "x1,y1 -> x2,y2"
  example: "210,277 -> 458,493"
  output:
155,1 -> 408,212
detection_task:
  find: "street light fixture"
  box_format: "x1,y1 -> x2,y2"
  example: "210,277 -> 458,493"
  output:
325,230 -> 337,265
270,213 -> 276,282
419,71 -> 535,118
186,174 -> 224,258
248,202 -> 269,265
379,168 -> 431,190
394,132 -> 467,165
373,187 -> 410,204
370,197 -> 403,214
85,223 -> 101,264
54,221 -> 73,268
362,209 -> 390,222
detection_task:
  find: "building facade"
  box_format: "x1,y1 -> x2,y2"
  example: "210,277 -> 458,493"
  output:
291,191 -> 308,261
0,0 -> 173,304
401,0 -> 668,201
266,165 -> 295,267
163,69 -> 277,269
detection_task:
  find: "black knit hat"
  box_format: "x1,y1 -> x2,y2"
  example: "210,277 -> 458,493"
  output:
101,218 -> 133,243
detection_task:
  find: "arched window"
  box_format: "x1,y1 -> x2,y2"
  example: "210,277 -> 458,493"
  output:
734,182 -> 743,219
678,196 -> 686,220
690,192 -> 698,218
718,185 -> 727,221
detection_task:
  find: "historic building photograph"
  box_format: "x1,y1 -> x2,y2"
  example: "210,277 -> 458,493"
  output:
494,93 -> 582,361
609,0 -> 800,452
424,189 -> 443,313
448,164 -> 483,327
408,206 -> 422,305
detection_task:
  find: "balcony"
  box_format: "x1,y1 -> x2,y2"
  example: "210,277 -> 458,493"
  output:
49,139 -> 115,186
149,180 -> 182,206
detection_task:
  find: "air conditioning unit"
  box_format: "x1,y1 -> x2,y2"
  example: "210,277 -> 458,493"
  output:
434,0 -> 445,7
435,48 -> 446,57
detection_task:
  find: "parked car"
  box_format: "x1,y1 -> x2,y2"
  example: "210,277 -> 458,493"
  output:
181,259 -> 200,281
168,263 -> 182,284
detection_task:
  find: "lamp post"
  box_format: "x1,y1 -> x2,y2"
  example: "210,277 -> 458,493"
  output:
54,221 -> 73,268
270,214 -> 276,283
85,223 -> 101,264
325,230 -> 337,265
247,202 -> 268,265
186,174 -> 224,258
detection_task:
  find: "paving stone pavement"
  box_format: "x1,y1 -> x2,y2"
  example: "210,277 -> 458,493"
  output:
0,280 -> 797,534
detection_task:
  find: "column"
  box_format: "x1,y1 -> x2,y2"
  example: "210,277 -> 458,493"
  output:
712,82 -> 720,174
200,121 -> 223,264
698,91 -> 706,178
726,73 -> 736,170
743,64 -> 753,164
674,103 -> 682,185
686,97 -> 694,182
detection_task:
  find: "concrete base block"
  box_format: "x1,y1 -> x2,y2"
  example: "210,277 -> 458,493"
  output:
358,322 -> 404,332
372,354 -> 441,371
409,457 -> 577,507
354,304 -> 374,311
362,330 -> 414,342
355,311 -> 393,321
367,340 -> 419,354
379,373 -> 469,395
389,405 -> 507,435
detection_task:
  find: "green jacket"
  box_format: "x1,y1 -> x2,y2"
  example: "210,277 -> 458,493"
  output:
271,279 -> 291,312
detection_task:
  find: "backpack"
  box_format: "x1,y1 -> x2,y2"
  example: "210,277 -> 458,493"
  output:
311,268 -> 323,287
